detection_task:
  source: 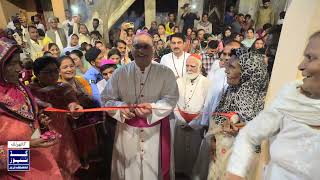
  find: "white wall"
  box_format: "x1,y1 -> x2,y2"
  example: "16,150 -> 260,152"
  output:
266,0 -> 320,105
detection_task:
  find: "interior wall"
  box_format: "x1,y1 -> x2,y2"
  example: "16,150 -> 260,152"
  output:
0,0 -> 37,28
52,0 -> 66,23
265,0 -> 320,105
145,0 -> 156,28
2,0 -> 23,23
0,2 -> 7,29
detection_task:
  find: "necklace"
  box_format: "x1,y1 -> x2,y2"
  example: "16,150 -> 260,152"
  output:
172,52 -> 185,78
133,63 -> 153,104
183,75 -> 200,109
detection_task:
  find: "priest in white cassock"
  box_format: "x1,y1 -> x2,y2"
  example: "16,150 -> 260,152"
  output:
160,33 -> 190,79
173,54 -> 211,179
101,32 -> 179,180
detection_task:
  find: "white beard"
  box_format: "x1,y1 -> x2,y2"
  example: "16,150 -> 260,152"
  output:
185,73 -> 200,80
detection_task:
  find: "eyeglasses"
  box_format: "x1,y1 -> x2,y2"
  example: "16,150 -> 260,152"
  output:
133,43 -> 152,50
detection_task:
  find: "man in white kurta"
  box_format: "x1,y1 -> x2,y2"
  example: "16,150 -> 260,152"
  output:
160,33 -> 190,79
101,33 -> 179,180
173,54 -> 211,179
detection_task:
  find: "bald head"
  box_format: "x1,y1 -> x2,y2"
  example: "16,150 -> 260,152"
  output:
133,33 -> 153,46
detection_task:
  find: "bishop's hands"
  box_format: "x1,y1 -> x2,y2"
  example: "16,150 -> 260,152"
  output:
120,103 -> 152,120
120,105 -> 136,120
134,103 -> 152,118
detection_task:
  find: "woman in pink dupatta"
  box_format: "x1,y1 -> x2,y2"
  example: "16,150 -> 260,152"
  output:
0,37 -> 62,179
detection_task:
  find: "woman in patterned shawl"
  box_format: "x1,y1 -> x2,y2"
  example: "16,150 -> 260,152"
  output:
207,48 -> 269,180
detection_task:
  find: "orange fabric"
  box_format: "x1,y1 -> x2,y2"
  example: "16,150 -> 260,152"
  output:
75,76 -> 92,96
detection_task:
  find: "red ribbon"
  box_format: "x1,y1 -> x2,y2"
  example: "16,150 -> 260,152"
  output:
44,106 -> 172,113
45,107 -> 237,117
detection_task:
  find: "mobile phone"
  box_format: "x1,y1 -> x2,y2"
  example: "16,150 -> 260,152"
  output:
125,22 -> 134,29
13,33 -> 22,45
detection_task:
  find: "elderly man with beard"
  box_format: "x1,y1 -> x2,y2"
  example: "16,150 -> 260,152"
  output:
173,54 -> 211,179
102,32 -> 179,180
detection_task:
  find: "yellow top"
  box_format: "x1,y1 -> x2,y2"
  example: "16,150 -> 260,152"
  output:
165,22 -> 175,35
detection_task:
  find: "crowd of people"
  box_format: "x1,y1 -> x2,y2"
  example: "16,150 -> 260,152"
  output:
0,0 -> 320,180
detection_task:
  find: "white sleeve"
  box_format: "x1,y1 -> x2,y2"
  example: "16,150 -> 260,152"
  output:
146,69 -> 179,124
101,69 -> 126,123
173,106 -> 184,122
190,79 -> 212,129
188,114 -> 203,130
209,23 -> 213,34
227,82 -> 297,177
73,23 -> 79,35
172,78 -> 185,123
227,105 -> 284,177
36,24 -> 45,32
160,54 -> 167,65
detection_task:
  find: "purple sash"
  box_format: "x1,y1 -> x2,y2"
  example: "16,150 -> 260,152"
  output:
125,117 -> 171,180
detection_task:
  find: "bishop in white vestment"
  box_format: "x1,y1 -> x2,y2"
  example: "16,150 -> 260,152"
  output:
173,54 -> 211,178
101,33 -> 179,180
